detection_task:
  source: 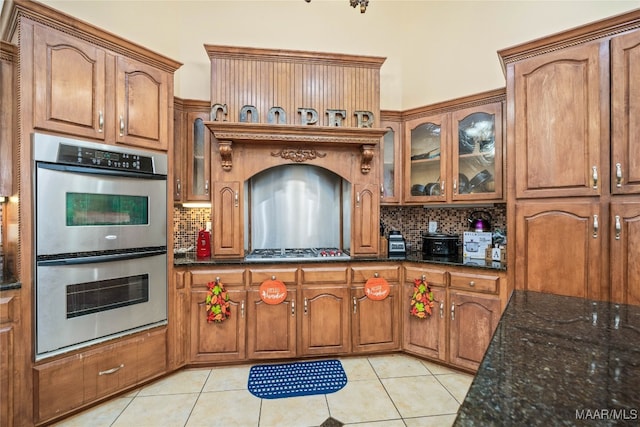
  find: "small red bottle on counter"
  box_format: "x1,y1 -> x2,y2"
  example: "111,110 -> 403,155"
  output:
196,229 -> 211,258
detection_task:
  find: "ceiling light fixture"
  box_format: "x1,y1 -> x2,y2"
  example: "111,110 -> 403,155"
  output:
304,0 -> 369,14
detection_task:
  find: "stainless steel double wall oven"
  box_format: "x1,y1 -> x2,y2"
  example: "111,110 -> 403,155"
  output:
33,133 -> 168,359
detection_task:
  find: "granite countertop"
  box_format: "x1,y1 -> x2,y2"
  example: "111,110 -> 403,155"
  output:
454,290 -> 640,426
174,251 -> 506,271
0,277 -> 21,291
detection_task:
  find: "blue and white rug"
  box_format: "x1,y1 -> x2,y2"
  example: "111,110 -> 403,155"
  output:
247,359 -> 347,399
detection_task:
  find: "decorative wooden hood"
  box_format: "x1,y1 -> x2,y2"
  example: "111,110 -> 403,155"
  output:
205,121 -> 387,174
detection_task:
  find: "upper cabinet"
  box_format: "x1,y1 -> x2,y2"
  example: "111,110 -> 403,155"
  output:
0,41 -> 16,197
25,17 -> 180,151
511,41 -> 605,199
403,91 -> 504,204
173,100 -> 212,204
380,113 -> 403,204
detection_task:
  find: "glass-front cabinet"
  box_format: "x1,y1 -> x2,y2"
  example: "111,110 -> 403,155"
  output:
380,114 -> 403,204
404,101 -> 503,204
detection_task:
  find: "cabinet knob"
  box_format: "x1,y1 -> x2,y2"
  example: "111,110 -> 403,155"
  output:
615,215 -> 621,240
615,163 -> 623,188
119,115 -> 125,137
98,111 -> 104,132
592,166 -> 598,189
271,275 -> 276,280
99,364 -> 124,376
469,281 -> 475,287
451,303 -> 455,320
593,215 -> 599,239
374,272 -> 379,278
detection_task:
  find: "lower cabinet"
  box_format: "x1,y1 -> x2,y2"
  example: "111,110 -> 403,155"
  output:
33,328 -> 166,424
0,292 -> 19,427
246,288 -> 297,359
403,265 -> 504,371
299,286 -> 351,356
351,265 -> 401,353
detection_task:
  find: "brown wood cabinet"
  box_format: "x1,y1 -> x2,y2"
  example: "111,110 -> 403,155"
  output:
188,269 -> 246,363
30,20 -> 178,151
403,265 -> 504,371
351,266 -> 401,353
300,266 -> 351,356
173,100 -> 212,204
33,328 -> 166,424
404,92 -> 504,204
352,183 -> 380,256
212,181 -> 243,258
610,201 -> 640,305
380,114 -> 403,204
0,292 -> 19,427
501,13 -> 640,302
0,41 -> 16,197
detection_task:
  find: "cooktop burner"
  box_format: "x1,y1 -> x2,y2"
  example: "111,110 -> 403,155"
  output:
246,247 -> 349,262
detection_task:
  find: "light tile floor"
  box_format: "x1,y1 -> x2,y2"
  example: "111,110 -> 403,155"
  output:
52,353 -> 473,427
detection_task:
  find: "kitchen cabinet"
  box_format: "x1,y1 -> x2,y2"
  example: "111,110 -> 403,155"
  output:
514,201 -> 602,300
380,113 -> 403,204
30,21 -> 178,151
189,269 -> 247,363
501,17 -> 640,302
246,267 -> 298,359
404,94 -> 504,204
33,328 -> 166,424
173,100 -> 212,203
212,181 -> 243,258
403,265 -> 504,371
352,182 -> 380,256
0,292 -> 19,427
0,41 -> 16,197
173,99 -> 185,202
402,269 -> 447,361
511,41 -> 605,199
299,266 -> 351,356
610,201 -> 640,305
350,266 -> 401,353
611,29 -> 640,195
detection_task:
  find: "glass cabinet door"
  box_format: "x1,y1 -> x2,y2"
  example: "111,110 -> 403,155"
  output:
452,103 -> 502,201
405,114 -> 449,202
186,112 -> 211,201
380,119 -> 402,204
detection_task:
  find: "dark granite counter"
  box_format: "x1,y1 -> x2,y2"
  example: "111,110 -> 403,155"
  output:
0,278 -> 21,291
174,251 -> 506,271
455,290 -> 640,426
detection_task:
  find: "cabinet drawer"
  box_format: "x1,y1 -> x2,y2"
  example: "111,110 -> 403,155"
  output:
190,268 -> 246,288
249,267 -> 298,286
404,266 -> 447,286
351,265 -> 400,283
450,272 -> 499,293
34,355 -> 85,423
301,266 -> 349,284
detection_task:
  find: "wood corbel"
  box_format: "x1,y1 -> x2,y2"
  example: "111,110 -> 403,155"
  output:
360,144 -> 375,174
218,140 -> 233,171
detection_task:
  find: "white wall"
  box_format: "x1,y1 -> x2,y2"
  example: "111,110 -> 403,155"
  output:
18,0 -> 640,110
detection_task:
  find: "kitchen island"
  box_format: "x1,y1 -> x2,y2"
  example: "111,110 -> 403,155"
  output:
454,290 -> 640,426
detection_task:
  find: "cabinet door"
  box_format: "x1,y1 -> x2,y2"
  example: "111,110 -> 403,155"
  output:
190,288 -> 246,362
402,285 -> 446,361
610,201 -> 640,305
300,287 -> 350,356
185,112 -> 211,201
115,55 -> 169,150
352,182 -> 380,256
380,119 -> 402,204
83,342 -> 137,402
0,42 -> 15,197
246,289 -> 297,359
173,104 -> 184,202
513,41 -> 605,198
611,29 -> 640,195
449,290 -> 500,371
0,293 -> 18,427
404,114 -> 449,203
515,201 -> 603,299
212,181 -> 243,257
451,102 -> 503,202
33,24 -> 107,140
351,284 -> 400,353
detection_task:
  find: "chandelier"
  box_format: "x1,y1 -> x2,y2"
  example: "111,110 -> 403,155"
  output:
304,0 -> 369,14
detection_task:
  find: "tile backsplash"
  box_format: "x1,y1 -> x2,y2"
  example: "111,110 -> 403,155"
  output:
173,204 -> 507,254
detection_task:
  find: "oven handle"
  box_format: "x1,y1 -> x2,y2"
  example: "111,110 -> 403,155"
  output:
37,248 -> 167,266
37,162 -> 166,180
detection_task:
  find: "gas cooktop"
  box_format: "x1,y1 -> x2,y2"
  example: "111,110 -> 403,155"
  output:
245,248 -> 350,262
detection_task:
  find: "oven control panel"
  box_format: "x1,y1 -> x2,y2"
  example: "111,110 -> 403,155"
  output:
57,143 -> 155,173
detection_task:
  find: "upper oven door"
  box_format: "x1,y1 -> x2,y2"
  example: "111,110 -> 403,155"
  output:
36,163 -> 167,256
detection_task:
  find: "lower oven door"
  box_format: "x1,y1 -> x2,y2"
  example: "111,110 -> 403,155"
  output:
35,251 -> 167,359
